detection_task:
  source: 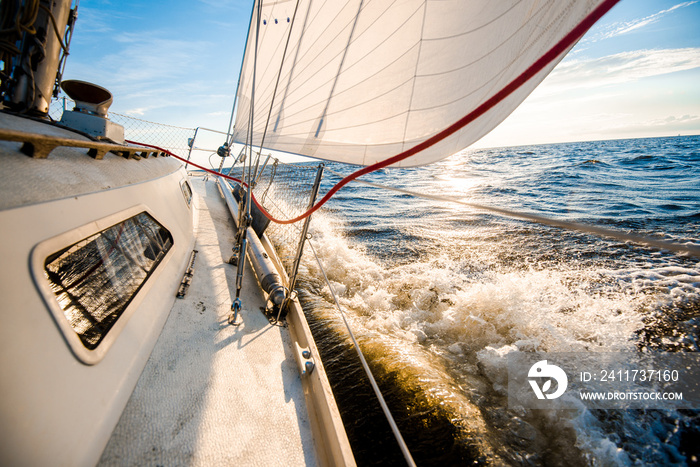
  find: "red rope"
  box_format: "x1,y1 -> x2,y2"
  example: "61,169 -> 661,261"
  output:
124,141 -> 283,223
125,141 -> 245,186
128,0 -> 620,225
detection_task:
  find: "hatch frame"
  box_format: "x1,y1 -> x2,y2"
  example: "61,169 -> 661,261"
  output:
30,204 -> 176,365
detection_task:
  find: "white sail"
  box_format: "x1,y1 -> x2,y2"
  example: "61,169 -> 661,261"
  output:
233,0 -> 615,168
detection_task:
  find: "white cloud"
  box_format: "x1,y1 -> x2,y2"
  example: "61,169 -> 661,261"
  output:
206,110 -> 233,117
581,1 -> 698,43
65,30 -> 224,120
648,114 -> 700,127
472,47 -> 700,148
197,0 -> 244,9
534,48 -> 700,97
124,107 -> 147,116
607,1 -> 696,37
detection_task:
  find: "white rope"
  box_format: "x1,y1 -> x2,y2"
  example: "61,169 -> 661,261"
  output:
305,238 -> 417,467
326,168 -> 700,258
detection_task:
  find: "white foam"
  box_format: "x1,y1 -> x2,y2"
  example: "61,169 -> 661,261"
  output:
302,209 -> 699,463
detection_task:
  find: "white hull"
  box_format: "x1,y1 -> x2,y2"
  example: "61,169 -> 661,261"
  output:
0,112 -> 195,465
0,112 -> 352,465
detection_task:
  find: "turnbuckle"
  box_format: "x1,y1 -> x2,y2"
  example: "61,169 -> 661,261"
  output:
228,298 -> 242,326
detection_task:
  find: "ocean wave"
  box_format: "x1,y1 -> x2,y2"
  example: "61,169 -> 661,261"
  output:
292,204 -> 700,464
287,136 -> 700,465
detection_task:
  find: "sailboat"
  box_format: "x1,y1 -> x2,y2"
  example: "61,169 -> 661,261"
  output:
7,0 -> 688,465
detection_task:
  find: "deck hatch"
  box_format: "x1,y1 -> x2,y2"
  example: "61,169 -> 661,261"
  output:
43,212 -> 173,350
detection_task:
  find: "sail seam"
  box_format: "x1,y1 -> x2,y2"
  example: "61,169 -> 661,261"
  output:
476,1 -> 554,111
399,0 -> 428,160
235,0 -> 328,135
262,0 -> 353,104
250,42 -> 419,133
248,0 -> 418,132
416,0 -> 550,78
256,0 -> 302,169
313,0 -> 364,142
421,1 -> 521,41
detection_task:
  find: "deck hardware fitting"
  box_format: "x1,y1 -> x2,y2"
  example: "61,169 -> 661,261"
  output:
295,342 -> 315,376
229,298 -> 242,326
0,128 -> 165,160
176,249 -> 198,298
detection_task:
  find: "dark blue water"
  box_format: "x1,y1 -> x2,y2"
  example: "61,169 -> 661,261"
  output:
293,135 -> 700,465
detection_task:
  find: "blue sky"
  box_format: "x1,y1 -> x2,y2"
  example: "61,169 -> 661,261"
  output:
63,0 -> 700,149
476,0 -> 700,147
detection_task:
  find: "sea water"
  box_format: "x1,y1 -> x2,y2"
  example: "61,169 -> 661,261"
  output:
295,135 -> 700,466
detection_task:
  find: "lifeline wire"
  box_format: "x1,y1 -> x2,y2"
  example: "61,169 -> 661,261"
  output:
305,237 -> 417,467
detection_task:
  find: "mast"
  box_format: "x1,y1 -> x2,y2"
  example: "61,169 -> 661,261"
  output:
1,0 -> 78,115
224,0 -> 258,151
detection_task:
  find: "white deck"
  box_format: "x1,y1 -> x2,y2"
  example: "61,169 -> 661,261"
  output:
99,176 -> 316,466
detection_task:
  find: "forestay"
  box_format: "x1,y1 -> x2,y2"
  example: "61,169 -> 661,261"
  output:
233,0 -> 612,168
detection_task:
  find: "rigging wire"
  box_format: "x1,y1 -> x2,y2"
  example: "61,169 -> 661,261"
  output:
228,159 -> 417,464
246,0 -> 265,194
224,0 -> 265,325
305,237 -> 417,467
236,0 -> 368,127
234,0 -> 559,144
242,0 -> 419,133
135,0 -> 700,260
224,0 -> 258,150
254,0 -> 302,183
